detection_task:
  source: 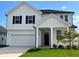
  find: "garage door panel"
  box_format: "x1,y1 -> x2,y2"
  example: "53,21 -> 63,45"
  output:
11,34 -> 35,46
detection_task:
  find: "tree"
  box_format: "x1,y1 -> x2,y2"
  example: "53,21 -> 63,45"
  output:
57,31 -> 69,45
57,30 -> 79,48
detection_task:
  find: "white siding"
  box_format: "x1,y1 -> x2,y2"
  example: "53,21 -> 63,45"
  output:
55,13 -> 73,24
41,13 -> 73,25
7,3 -> 41,30
38,15 -> 68,28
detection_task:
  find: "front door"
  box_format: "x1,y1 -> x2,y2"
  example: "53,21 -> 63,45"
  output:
44,33 -> 49,46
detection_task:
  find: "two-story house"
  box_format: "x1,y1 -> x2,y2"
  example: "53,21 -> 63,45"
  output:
0,25 -> 7,45
6,2 -> 77,48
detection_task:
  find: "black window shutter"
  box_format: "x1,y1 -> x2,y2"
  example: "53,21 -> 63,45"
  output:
13,16 -> 15,24
20,16 -> 22,24
33,15 -> 35,24
26,16 -> 28,24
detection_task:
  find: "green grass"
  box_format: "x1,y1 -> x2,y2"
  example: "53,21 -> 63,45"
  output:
20,48 -> 79,57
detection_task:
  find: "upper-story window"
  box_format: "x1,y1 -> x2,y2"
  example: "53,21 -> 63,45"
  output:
60,15 -> 68,21
28,16 -> 33,23
65,15 -> 68,21
13,16 -> 22,24
26,15 -> 35,24
60,15 -> 63,19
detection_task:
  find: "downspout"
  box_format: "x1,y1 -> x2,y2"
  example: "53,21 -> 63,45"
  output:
33,25 -> 36,48
5,14 -> 8,46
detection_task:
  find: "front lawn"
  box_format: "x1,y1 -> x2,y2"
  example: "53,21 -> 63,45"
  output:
20,48 -> 79,57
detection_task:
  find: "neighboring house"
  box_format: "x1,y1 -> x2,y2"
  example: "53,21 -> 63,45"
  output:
6,2 -> 77,48
0,25 -> 7,45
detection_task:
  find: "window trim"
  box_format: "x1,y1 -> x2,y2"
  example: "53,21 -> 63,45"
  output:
60,15 -> 63,19
65,15 -> 68,21
13,16 -> 22,24
27,16 -> 33,24
56,30 -> 62,39
60,15 -> 68,21
26,15 -> 35,24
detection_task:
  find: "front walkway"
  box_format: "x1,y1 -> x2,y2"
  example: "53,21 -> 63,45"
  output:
0,46 -> 32,57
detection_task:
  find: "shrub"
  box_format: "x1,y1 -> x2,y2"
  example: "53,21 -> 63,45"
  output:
66,45 -> 71,49
72,45 -> 78,50
58,45 -> 64,49
0,45 -> 9,48
53,44 -> 57,49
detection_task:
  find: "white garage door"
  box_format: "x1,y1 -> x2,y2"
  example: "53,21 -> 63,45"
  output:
10,34 -> 35,46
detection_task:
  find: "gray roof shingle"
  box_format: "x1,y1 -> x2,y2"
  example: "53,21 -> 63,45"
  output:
40,9 -> 74,14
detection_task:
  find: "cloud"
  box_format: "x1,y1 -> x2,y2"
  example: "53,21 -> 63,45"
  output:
61,6 -> 67,10
43,8 -> 50,9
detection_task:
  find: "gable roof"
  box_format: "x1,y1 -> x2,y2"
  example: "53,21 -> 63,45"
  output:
40,9 -> 74,14
6,2 -> 42,15
36,13 -> 71,27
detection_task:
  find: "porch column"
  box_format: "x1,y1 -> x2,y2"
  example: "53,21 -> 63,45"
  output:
67,27 -> 69,32
36,27 -> 39,48
51,27 -> 53,48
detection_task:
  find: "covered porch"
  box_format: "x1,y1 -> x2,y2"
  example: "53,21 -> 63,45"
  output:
34,14 -> 71,48
36,27 -> 69,48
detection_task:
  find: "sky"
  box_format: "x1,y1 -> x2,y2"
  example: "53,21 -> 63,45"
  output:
0,1 -> 79,32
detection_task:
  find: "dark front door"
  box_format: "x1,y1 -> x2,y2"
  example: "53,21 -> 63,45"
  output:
44,33 -> 49,46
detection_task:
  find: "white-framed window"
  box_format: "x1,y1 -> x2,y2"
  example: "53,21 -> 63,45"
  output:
65,15 -> 68,21
56,30 -> 62,39
60,15 -> 68,21
60,15 -> 63,19
13,16 -> 22,24
26,15 -> 35,24
28,16 -> 33,23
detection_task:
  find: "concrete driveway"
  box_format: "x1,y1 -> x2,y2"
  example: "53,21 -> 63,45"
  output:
0,47 -> 32,57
